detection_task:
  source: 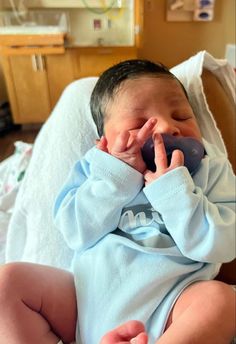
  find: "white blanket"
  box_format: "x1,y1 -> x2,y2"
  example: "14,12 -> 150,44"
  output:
0,142 -> 32,263
5,51 -> 235,269
6,77 -> 98,269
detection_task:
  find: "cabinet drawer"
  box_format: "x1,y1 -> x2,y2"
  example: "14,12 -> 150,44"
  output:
75,47 -> 137,77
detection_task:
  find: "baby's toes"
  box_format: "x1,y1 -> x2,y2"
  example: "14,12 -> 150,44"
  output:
131,331 -> 149,344
100,320 -> 147,344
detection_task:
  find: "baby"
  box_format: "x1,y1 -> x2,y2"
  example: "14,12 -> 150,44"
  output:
0,59 -> 235,344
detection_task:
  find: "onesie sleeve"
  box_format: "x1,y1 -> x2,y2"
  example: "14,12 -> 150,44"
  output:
54,147 -> 143,253
143,151 -> 236,263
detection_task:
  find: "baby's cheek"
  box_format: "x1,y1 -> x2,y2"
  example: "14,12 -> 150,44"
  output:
105,136 -> 116,151
182,125 -> 201,140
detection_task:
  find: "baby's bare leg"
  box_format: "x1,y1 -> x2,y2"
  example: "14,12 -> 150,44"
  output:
0,262 -> 77,344
158,280 -> 235,344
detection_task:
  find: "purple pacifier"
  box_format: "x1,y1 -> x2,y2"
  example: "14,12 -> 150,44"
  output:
141,134 -> 205,174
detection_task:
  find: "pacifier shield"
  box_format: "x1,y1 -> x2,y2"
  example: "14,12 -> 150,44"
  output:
141,134 -> 205,174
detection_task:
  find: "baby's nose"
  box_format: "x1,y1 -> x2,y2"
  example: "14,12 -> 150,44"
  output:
153,119 -> 180,136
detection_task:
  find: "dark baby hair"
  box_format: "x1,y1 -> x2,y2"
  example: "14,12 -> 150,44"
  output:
90,59 -> 188,137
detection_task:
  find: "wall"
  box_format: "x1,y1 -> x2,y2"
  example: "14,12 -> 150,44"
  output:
0,0 -> 235,101
68,7 -> 134,46
139,0 -> 236,67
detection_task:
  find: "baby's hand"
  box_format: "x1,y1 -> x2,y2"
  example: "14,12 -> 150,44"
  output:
144,133 -> 184,185
96,118 -> 157,173
108,118 -> 157,173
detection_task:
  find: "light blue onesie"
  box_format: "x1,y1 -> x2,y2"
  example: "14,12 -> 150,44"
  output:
54,139 -> 236,344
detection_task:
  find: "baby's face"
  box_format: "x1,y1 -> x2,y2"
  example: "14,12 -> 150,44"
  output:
104,76 -> 202,150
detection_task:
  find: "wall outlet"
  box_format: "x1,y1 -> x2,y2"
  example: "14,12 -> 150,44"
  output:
193,8 -> 214,21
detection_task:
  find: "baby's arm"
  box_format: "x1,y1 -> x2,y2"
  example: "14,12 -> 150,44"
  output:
54,148 -> 143,253
144,152 -> 235,263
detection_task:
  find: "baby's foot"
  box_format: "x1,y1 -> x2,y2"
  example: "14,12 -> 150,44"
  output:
100,320 -> 148,344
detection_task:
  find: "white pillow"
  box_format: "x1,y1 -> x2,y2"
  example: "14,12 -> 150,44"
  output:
171,50 -> 234,155
6,52 -> 234,269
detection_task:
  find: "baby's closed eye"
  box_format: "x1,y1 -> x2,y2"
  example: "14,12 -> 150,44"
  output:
172,113 -> 193,121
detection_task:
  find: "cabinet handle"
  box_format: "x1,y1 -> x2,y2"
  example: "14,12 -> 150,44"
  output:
32,55 -> 38,71
31,55 -> 45,71
37,55 -> 45,71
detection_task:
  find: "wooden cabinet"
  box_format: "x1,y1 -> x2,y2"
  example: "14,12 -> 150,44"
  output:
0,46 -> 138,123
44,51 -> 75,109
6,54 -> 51,123
0,50 -> 74,123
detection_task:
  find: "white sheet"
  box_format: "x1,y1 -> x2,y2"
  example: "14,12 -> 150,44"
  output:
5,52 -> 235,269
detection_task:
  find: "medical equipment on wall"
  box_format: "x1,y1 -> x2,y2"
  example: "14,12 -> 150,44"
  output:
166,0 -> 216,21
8,0 -> 28,24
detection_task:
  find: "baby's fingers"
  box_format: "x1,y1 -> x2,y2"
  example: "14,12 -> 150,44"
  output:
136,118 -> 157,146
113,131 -> 130,153
153,133 -> 168,172
143,170 -> 155,185
169,149 -> 184,169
